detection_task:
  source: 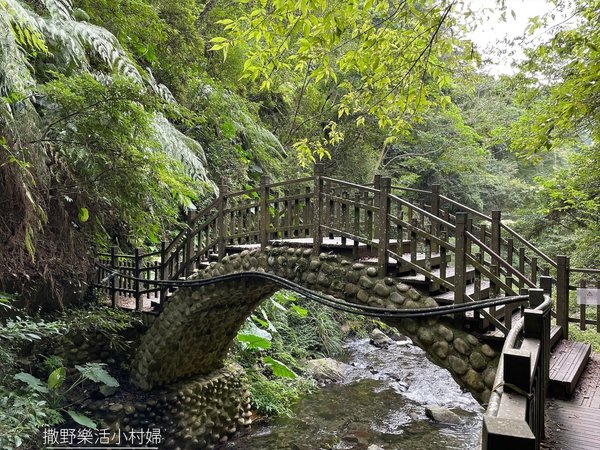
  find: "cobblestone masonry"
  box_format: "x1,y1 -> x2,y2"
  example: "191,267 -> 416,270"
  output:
131,246 -> 500,406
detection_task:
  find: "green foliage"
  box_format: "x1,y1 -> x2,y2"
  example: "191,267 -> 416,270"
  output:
568,325 -> 600,353
215,0 -> 467,165
246,371 -> 316,417
13,362 -> 119,429
0,308 -> 62,447
232,290 -> 353,417
38,73 -> 201,245
0,387 -> 63,450
61,303 -> 142,352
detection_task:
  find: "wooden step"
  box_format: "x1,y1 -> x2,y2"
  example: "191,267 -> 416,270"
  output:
226,237 -> 412,257
434,280 -> 491,304
549,339 -> 591,397
396,266 -> 476,290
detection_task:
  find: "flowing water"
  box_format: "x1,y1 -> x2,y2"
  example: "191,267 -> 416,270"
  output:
225,337 -> 483,450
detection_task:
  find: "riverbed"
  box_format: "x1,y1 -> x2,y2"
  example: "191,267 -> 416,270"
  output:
225,336 -> 484,449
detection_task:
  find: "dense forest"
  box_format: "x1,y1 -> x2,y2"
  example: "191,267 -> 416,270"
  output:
0,0 -> 599,447
0,0 -> 597,309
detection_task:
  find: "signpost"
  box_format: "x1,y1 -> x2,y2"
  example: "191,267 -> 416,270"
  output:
577,288 -> 600,305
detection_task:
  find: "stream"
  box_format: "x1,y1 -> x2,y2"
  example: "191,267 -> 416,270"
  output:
225,336 -> 484,449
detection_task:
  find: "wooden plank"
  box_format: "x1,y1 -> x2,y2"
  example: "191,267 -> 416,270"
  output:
549,340 -> 591,395
545,399 -> 600,449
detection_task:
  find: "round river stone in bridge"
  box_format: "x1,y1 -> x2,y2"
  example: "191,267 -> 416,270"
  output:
130,246 -> 500,405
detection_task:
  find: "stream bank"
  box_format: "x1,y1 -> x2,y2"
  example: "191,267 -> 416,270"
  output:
224,336 -> 483,449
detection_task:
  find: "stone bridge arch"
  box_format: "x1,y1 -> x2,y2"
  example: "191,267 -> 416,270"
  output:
130,246 -> 500,404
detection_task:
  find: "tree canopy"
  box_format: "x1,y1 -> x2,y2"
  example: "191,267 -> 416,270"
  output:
0,0 -> 598,307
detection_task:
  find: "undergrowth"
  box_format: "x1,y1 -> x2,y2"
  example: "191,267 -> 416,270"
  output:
0,296 -> 139,449
231,290 -> 367,417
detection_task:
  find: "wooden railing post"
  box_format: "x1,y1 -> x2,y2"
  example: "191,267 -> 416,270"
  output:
376,177 -> 391,276
556,255 -> 570,340
260,175 -> 271,249
373,174 -> 381,190
491,210 -> 501,264
110,246 -> 117,308
431,184 -> 440,252
159,240 -> 166,303
184,211 -> 196,277
134,247 -> 141,312
454,212 -> 467,315
540,275 -> 553,296
217,184 -> 227,260
312,163 -> 324,255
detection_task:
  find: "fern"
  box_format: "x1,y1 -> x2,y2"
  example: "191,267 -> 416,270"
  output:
153,115 -> 216,190
40,0 -> 72,21
0,0 -> 215,186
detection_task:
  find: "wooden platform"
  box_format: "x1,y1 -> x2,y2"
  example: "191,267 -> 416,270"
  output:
544,353 -> 600,450
545,400 -> 600,450
549,340 -> 591,396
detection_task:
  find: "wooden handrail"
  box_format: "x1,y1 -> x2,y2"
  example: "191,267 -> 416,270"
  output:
465,231 -> 536,289
321,176 -> 380,193
484,290 -> 551,448
439,194 -> 493,222
388,193 -> 456,230
500,223 -> 556,268
391,185 -> 430,195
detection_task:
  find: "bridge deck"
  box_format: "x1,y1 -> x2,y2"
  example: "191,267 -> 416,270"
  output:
544,352 -> 600,450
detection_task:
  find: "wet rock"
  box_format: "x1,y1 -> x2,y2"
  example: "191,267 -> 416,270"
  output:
481,344 -> 496,358
466,334 -> 479,346
374,282 -> 391,297
344,283 -> 359,295
396,283 -> 411,293
408,288 -> 421,301
437,325 -> 454,342
417,328 -> 434,345
453,337 -> 471,356
389,292 -> 405,305
432,341 -> 449,359
400,318 -> 418,334
370,329 -> 393,348
305,358 -> 346,382
359,276 -> 375,289
465,369 -> 485,392
357,289 -> 369,302
367,445 -> 385,450
448,355 -> 468,375
352,263 -> 365,270
469,351 -> 487,372
425,405 -> 462,425
483,368 -> 497,389
366,267 -> 378,277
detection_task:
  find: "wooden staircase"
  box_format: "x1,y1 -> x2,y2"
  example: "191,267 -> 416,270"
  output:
549,339 -> 592,397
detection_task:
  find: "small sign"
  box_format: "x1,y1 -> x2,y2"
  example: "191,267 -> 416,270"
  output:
577,288 -> 600,305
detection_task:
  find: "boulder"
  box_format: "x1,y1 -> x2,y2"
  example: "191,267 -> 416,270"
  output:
305,358 -> 346,382
424,405 -> 462,425
369,329 -> 393,348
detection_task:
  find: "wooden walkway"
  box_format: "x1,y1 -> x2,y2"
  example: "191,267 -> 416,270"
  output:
544,352 -> 600,450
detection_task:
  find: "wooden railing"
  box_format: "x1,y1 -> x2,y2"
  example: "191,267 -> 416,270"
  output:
95,164 -> 596,334
483,283 -> 553,449
565,266 -> 600,333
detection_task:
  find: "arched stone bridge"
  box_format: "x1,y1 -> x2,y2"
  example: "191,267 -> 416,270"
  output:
95,164 -> 589,448
130,245 -> 499,404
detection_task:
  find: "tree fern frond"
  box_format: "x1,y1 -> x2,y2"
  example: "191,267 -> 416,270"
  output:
152,114 -> 216,191
72,21 -> 142,83
40,0 -> 72,21
0,11 -> 36,96
146,68 -> 177,103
